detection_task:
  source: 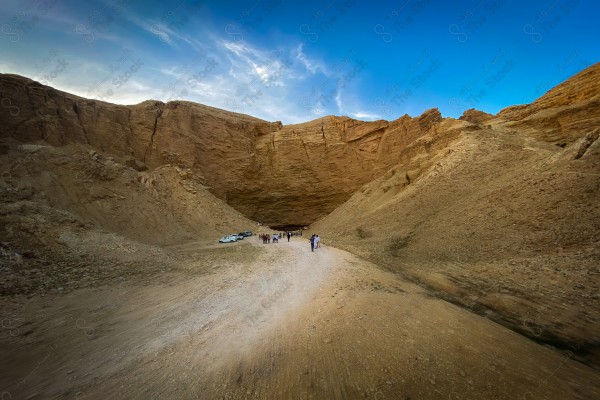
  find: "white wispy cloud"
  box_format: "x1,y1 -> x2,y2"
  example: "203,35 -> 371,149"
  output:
159,67 -> 181,78
335,89 -> 344,113
39,4 -> 130,45
294,43 -> 321,75
220,40 -> 290,87
2,6 -> 363,125
127,14 -> 175,46
126,13 -> 205,50
352,111 -> 383,120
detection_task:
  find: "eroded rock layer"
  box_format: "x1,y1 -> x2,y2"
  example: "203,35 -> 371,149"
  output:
1,62 -> 599,225
0,75 -> 457,225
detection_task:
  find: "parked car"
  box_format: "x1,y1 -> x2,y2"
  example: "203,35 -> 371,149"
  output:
239,231 -> 253,237
219,235 -> 238,243
231,234 -> 244,240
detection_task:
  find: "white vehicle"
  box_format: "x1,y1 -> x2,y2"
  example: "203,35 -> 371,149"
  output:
219,235 -> 238,243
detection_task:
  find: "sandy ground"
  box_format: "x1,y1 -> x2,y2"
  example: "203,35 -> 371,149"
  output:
1,237 -> 599,400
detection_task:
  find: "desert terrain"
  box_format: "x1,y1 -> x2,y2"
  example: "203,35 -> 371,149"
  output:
2,238 -> 600,399
1,63 -> 599,399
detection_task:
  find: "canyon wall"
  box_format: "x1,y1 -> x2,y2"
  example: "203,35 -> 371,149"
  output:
1,62 -> 598,225
0,74 -> 461,225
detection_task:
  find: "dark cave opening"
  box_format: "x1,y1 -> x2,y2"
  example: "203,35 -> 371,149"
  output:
268,224 -> 307,232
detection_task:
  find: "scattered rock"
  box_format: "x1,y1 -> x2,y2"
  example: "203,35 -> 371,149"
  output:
459,109 -> 494,124
22,250 -> 36,258
573,128 -> 599,160
125,158 -> 149,172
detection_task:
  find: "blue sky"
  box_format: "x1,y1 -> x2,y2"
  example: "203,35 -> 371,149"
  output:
1,0 -> 598,123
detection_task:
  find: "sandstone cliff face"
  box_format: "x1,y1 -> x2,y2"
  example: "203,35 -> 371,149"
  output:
1,63 -> 598,225
496,62 -> 600,143
0,74 -> 459,225
231,108 -> 455,225
459,108 -> 494,125
310,73 -> 600,365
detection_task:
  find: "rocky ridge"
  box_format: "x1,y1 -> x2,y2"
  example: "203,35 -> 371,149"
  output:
1,74 -> 477,225
1,63 -> 598,227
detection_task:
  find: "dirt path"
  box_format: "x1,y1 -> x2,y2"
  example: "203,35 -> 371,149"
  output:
1,238 -> 599,399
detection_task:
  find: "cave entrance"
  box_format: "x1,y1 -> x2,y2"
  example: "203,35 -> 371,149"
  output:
269,224 -> 307,232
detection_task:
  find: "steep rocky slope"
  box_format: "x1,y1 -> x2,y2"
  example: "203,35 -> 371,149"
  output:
0,74 -> 467,226
241,108 -> 468,225
312,64 -> 600,366
2,64 -> 598,226
0,141 -> 256,295
495,62 -> 600,143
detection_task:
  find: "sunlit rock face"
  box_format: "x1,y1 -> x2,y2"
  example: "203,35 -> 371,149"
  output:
2,62 -> 598,225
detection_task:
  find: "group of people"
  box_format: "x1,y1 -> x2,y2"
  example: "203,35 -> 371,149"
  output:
259,233 -> 278,243
309,234 -> 321,252
259,231 -> 321,249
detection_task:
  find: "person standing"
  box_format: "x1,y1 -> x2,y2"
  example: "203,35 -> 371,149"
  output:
315,234 -> 320,249
287,232 -> 291,242
309,234 -> 315,252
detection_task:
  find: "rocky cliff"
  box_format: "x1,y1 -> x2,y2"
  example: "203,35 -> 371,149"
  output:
496,62 -> 600,143
310,62 -> 600,366
0,74 -> 464,225
1,62 -> 598,225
